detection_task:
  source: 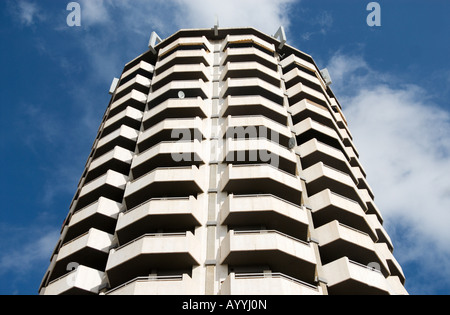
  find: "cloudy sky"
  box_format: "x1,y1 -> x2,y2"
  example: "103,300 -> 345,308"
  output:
0,0 -> 449,295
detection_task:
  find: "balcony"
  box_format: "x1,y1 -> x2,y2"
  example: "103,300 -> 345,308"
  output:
142,97 -> 207,129
333,115 -> 353,143
222,138 -> 297,174
308,189 -> 377,241
85,146 -> 133,183
220,164 -> 302,205
220,272 -> 323,295
345,147 -> 366,178
220,61 -> 281,88
220,95 -> 288,125
94,125 -> 139,159
109,90 -> 147,118
120,60 -> 154,86
287,82 -> 328,108
124,165 -> 204,210
375,243 -> 406,284
315,221 -> 389,276
221,34 -> 275,55
43,266 -> 106,296
220,115 -> 292,148
138,117 -> 204,152
114,74 -> 151,101
220,77 -> 284,105
147,79 -> 210,107
106,274 -> 196,295
220,46 -> 278,72
283,67 -> 325,93
387,276 -> 409,295
298,138 -> 353,180
339,125 -> 354,145
132,140 -> 204,179
65,197 -> 121,243
155,48 -> 212,74
220,230 -> 316,284
102,106 -> 143,137
158,36 -> 213,60
289,99 -> 336,131
352,166 -> 374,198
151,63 -> 211,91
106,232 -> 200,287
302,162 -> 365,210
366,214 -> 394,251
280,54 -> 317,77
322,257 -> 390,295
49,228 -> 113,282
293,117 -> 345,153
220,194 -> 309,241
75,170 -> 128,211
116,196 -> 202,245
330,99 -> 349,127
360,189 -> 384,224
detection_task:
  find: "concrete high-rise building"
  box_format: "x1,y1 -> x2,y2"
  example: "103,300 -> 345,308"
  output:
39,27 -> 408,295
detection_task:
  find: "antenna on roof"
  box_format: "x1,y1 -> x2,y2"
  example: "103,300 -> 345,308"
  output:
273,26 -> 287,50
214,15 -> 219,36
148,31 -> 162,54
109,78 -> 119,95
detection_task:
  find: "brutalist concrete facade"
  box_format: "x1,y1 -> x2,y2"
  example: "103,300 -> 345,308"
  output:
39,27 -> 408,295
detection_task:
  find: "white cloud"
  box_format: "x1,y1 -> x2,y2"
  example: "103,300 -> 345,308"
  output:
0,227 -> 59,277
345,85 -> 450,240
14,0 -> 45,26
77,0 -> 299,36
298,10 -> 333,41
78,0 -> 110,26
172,0 -> 299,35
326,53 -> 450,293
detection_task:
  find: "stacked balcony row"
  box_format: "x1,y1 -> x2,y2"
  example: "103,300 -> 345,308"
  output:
45,36 -> 213,293
280,53 -> 406,294
87,37 -> 217,292
39,52 -> 157,295
213,34 -> 319,290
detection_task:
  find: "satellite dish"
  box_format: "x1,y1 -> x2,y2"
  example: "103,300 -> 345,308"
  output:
178,91 -> 185,99
288,137 -> 296,150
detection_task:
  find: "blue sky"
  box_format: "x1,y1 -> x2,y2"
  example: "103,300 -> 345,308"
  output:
0,0 -> 449,295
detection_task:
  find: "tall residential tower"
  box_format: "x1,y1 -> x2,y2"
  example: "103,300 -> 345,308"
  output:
39,27 -> 407,295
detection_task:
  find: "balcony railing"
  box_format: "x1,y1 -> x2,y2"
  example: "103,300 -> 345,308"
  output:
220,61 -> 281,88
220,272 -> 322,295
124,165 -> 203,207
322,256 -> 390,295
106,231 -> 200,288
220,229 -> 316,284
221,163 -> 302,205
106,273 -> 197,295
220,46 -> 278,72
220,95 -> 287,125
43,266 -> 106,295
